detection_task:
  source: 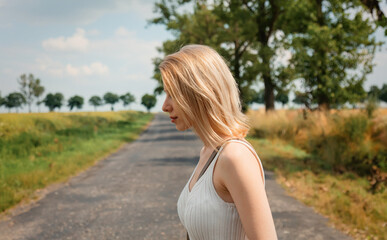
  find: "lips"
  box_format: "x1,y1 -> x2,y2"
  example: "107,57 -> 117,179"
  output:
170,116 -> 178,123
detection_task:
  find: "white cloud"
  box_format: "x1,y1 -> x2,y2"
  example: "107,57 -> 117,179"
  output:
66,62 -> 109,76
0,0 -> 156,26
92,27 -> 160,64
115,26 -> 133,37
127,0 -> 155,19
87,29 -> 100,36
35,56 -> 64,77
66,64 -> 80,76
42,28 -> 89,52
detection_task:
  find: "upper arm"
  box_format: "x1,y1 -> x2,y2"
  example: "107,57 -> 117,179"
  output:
218,143 -> 277,240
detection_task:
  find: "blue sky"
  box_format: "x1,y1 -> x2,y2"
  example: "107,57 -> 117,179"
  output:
0,0 -> 386,113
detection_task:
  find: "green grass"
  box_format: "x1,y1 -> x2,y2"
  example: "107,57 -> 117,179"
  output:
0,111 -> 153,213
247,136 -> 387,240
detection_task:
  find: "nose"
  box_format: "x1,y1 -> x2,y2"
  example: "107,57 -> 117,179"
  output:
162,95 -> 171,113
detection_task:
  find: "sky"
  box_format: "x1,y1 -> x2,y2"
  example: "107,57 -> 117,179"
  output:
0,0 -> 386,113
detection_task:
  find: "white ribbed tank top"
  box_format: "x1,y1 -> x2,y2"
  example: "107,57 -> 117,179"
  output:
177,139 -> 265,240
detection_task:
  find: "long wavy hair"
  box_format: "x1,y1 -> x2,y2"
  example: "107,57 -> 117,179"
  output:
159,44 -> 249,149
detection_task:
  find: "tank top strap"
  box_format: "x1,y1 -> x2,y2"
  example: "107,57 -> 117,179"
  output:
217,139 -> 266,186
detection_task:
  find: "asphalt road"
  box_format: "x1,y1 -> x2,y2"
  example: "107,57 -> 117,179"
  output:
0,113 -> 352,240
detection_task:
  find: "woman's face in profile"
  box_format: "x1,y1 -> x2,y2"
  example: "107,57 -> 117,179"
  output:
162,90 -> 190,131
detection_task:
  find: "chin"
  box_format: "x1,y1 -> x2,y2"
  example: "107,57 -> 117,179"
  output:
176,124 -> 190,131
176,126 -> 186,131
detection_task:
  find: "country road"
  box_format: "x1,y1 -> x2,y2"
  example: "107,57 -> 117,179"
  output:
0,113 -> 352,240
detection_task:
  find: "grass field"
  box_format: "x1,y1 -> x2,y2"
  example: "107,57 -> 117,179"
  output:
246,108 -> 387,240
1,108 -> 386,239
0,111 -> 153,213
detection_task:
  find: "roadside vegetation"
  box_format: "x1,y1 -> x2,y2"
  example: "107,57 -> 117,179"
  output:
247,108 -> 387,240
0,111 -> 153,213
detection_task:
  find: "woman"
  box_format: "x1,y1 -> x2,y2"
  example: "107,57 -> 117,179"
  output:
161,45 -> 277,240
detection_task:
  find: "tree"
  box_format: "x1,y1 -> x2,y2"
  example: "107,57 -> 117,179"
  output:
89,96 -> 103,112
379,84 -> 387,103
246,88 -> 264,105
141,94 -> 157,113
368,85 -> 380,99
368,84 -> 387,103
292,91 -> 310,107
120,92 -> 136,109
4,92 -> 26,113
43,93 -> 64,112
239,0 -> 294,111
18,73 -> 42,113
103,92 -> 119,111
360,0 -> 387,33
0,92 -> 5,109
286,0 -> 380,110
150,0 -> 294,112
67,95 -> 84,111
32,79 -> 45,113
275,90 -> 289,107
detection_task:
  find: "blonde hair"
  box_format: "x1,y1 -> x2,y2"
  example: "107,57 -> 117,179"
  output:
159,44 -> 249,149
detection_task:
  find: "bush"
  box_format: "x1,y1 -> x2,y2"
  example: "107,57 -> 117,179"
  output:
248,109 -> 387,191
365,97 -> 379,118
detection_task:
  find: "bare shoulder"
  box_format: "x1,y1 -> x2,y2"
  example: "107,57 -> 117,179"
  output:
218,141 -> 259,171
220,141 -> 256,162
216,141 -> 264,184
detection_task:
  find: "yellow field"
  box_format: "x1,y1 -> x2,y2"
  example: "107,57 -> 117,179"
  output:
0,111 -> 138,139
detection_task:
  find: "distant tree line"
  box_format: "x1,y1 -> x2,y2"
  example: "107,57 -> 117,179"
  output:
0,73 -> 158,113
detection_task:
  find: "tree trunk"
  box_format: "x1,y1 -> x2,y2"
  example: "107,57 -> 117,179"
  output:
315,0 -> 330,111
37,97 -> 41,113
264,75 -> 275,111
255,1 -> 277,112
233,41 -> 248,112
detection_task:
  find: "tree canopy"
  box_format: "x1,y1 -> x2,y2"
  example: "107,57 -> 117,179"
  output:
368,84 -> 387,103
0,92 -> 5,108
43,93 -> 64,112
150,0 -> 384,111
286,0 -> 380,110
103,92 -> 119,111
4,92 -> 26,113
18,73 -> 43,113
141,94 -> 157,113
120,92 -> 136,108
68,95 -> 84,111
33,78 -> 45,112
89,96 -> 103,111
380,84 -> 387,103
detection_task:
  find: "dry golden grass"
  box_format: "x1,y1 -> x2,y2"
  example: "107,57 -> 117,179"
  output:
247,108 -> 387,150
276,171 -> 387,240
0,111 -> 137,139
247,108 -> 387,240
